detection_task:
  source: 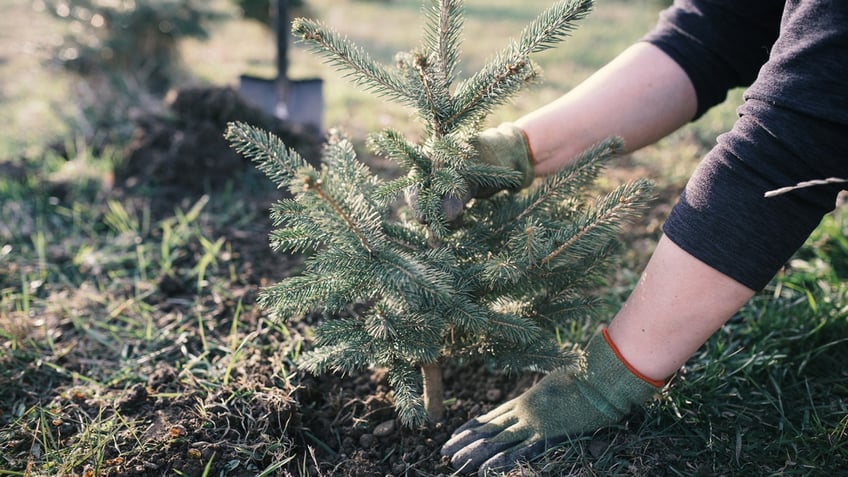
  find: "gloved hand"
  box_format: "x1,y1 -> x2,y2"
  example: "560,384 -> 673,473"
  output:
435,123 -> 536,222
472,122 -> 536,197
441,329 -> 662,475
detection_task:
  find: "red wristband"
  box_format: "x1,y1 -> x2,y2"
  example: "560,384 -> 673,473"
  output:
516,126 -> 537,166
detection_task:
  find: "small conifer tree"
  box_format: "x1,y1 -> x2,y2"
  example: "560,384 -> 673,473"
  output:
226,0 -> 652,427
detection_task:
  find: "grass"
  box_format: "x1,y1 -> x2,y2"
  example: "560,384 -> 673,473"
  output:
0,142 -> 301,475
2,0 -> 847,475
532,226 -> 848,475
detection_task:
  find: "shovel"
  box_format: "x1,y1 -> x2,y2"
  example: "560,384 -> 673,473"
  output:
238,0 -> 323,130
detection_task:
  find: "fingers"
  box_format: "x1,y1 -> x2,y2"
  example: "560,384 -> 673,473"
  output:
447,399 -> 517,438
478,437 -> 559,475
442,410 -> 570,475
442,407 -> 529,473
449,434 -> 555,476
450,434 -> 518,473
441,422 -> 495,457
441,414 -> 507,458
441,189 -> 474,223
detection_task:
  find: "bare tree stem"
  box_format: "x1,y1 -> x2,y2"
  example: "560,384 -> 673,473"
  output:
421,362 -> 445,422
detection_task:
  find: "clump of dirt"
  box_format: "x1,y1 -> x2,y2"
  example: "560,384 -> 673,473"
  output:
117,86 -> 323,198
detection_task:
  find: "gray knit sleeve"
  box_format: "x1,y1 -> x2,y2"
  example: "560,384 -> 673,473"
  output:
661,0 -> 848,290
642,0 -> 783,119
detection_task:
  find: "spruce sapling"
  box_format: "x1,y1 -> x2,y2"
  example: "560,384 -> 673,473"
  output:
226,0 -> 653,427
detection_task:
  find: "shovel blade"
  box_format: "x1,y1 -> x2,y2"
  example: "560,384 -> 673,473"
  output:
238,75 -> 323,130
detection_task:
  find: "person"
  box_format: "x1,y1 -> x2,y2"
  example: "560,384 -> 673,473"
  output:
440,0 -> 848,474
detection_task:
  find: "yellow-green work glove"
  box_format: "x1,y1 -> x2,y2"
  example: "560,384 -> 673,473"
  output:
441,329 -> 662,475
472,123 -> 536,197
437,123 -> 535,222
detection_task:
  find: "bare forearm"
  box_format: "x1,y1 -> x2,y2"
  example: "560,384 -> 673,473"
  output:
607,236 -> 756,381
515,42 -> 698,176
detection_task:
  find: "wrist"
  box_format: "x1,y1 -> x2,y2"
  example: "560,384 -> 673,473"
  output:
601,327 -> 665,388
499,123 -> 536,189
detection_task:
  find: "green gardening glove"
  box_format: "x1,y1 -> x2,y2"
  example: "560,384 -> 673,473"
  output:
433,123 -> 536,222
471,122 -> 536,198
440,329 -> 661,475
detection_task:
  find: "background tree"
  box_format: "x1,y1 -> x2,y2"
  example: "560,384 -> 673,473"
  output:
44,0 -> 223,94
226,0 -> 652,427
42,0 -> 226,144
233,0 -> 306,26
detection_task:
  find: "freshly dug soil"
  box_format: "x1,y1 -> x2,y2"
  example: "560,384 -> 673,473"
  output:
117,85 -> 323,198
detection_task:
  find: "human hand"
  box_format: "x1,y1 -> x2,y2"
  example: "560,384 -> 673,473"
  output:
441,330 -> 660,475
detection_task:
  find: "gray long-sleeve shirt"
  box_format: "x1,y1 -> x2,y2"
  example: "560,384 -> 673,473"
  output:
643,0 -> 848,290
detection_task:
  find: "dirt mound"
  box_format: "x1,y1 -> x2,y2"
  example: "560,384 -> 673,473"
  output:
117,86 -> 322,195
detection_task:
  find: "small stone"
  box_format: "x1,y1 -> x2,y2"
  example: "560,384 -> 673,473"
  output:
373,419 -> 396,437
359,433 -> 376,447
414,445 -> 427,458
485,388 -> 503,402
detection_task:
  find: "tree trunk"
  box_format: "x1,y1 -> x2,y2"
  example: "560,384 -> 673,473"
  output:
421,362 -> 445,422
